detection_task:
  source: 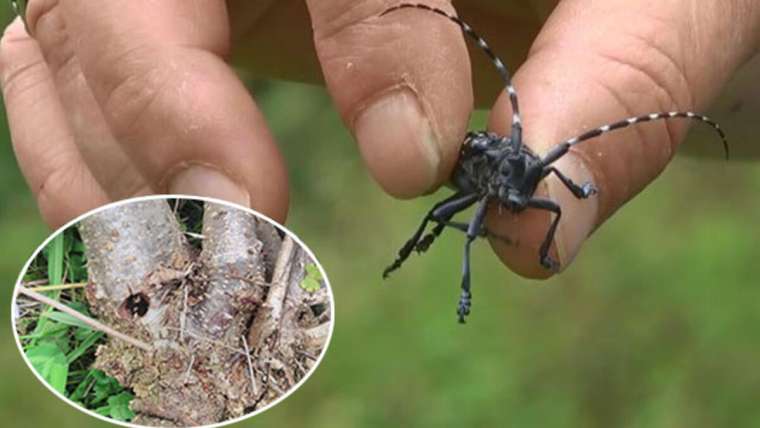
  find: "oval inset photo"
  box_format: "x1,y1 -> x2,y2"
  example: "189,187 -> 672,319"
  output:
11,196 -> 334,427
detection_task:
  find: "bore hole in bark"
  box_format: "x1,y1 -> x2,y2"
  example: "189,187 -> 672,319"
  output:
122,292 -> 150,318
310,303 -> 327,317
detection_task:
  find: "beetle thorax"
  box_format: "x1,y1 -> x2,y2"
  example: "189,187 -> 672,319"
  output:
452,131 -> 544,211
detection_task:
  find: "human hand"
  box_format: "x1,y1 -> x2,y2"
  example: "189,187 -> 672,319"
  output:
2,1 -> 758,278
1,0 -> 288,228
290,0 -> 757,278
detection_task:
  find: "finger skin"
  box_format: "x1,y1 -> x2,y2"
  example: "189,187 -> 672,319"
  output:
0,18 -> 109,228
24,0 -> 150,199
226,1 -> 544,107
485,0 -> 760,278
27,0 -> 289,221
306,0 -> 473,198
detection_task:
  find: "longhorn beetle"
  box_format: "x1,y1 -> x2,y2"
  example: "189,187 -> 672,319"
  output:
380,3 -> 729,324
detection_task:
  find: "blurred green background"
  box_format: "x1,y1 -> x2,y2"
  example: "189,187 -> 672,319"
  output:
2,6 -> 760,428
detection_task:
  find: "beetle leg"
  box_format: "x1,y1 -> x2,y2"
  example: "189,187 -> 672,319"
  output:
527,197 -> 562,272
543,167 -> 598,199
457,198 -> 489,323
416,219 -> 489,253
383,192 -> 478,278
429,220 -> 488,237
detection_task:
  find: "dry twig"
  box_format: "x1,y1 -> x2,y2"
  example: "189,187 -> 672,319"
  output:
17,287 -> 152,351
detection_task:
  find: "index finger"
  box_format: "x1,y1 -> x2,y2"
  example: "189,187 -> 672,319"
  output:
26,0 -> 289,220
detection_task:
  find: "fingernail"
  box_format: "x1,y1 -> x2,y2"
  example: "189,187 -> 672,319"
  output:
168,165 -> 250,207
354,88 -> 441,198
545,153 -> 599,268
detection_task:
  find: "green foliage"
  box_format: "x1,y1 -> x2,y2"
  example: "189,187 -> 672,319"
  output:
46,234 -> 64,285
301,263 -> 323,292
95,391 -> 136,421
170,198 -> 205,249
16,228 -> 133,422
66,332 -> 104,365
65,229 -> 88,282
71,368 -> 134,422
41,310 -> 94,331
26,342 -> 68,394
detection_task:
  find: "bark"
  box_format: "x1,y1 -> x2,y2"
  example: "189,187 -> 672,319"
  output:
76,200 -> 332,427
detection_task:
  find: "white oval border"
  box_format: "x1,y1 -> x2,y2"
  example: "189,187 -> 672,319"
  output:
10,194 -> 336,428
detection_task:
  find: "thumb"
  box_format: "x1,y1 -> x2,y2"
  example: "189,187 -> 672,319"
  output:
486,0 -> 760,278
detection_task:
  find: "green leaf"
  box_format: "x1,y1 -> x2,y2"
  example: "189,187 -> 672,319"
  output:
20,322 -> 69,341
94,391 -> 135,421
66,331 -> 104,364
74,326 -> 93,341
107,391 -> 135,421
47,234 -> 65,285
69,370 -> 97,401
26,341 -> 69,394
305,263 -> 323,280
301,277 -> 321,292
68,252 -> 88,282
67,300 -> 90,315
72,238 -> 86,253
41,311 -> 92,331
69,369 -> 118,405
29,234 -> 67,347
91,371 -> 123,405
300,263 -> 323,292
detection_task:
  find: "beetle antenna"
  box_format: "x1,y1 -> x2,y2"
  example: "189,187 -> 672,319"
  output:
381,3 -> 522,147
542,111 -> 729,165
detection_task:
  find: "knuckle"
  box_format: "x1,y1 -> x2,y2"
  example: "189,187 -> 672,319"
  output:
98,47 -> 172,138
28,0 -> 76,72
0,58 -> 49,101
597,35 -> 692,111
0,31 -> 50,100
591,29 -> 695,156
0,22 -> 22,76
26,0 -> 59,38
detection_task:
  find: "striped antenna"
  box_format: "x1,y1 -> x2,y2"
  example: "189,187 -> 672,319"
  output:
543,111 -> 729,165
381,3 -> 523,146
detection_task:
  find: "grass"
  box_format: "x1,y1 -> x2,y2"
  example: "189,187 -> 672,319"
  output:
12,199 -> 217,424
14,227 -> 136,423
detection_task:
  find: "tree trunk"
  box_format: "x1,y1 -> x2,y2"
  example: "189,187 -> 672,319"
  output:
78,199 -> 331,426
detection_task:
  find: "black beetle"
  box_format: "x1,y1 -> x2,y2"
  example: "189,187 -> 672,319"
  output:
381,3 -> 728,323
